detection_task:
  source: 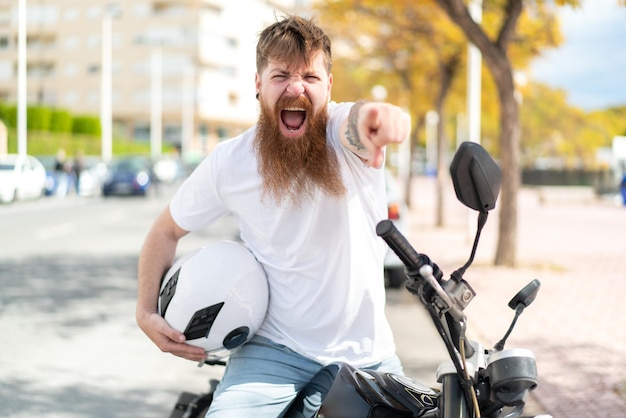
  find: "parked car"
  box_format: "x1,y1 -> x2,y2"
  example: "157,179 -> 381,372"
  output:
102,156 -> 153,197
384,169 -> 410,288
0,154 -> 47,204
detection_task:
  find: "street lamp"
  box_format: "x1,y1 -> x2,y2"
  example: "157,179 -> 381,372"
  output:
17,0 -> 27,156
101,3 -> 121,164
467,0 -> 482,145
134,34 -> 165,162
150,45 -> 162,162
181,66 -> 195,162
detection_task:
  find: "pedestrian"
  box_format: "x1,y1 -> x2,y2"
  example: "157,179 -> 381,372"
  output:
72,151 -> 86,195
136,15 -> 411,417
53,148 -> 71,197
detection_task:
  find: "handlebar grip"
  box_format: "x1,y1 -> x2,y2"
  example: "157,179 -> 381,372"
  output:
376,220 -> 422,269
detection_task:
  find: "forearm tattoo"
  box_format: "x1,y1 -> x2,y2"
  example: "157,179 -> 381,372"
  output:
345,100 -> 368,152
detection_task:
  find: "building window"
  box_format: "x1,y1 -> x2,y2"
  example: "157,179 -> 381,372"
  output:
225,37 -> 238,48
0,8 -> 11,26
63,36 -> 79,50
87,64 -> 100,74
0,61 -> 11,80
164,124 -> 182,143
63,92 -> 79,106
133,123 -> 150,141
27,63 -> 55,77
87,35 -> 100,48
29,5 -> 59,24
63,7 -> 79,21
86,6 -> 101,20
64,63 -> 78,77
217,127 -> 228,140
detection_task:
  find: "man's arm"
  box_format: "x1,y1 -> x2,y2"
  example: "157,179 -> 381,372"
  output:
136,205 -> 207,362
340,100 -> 411,168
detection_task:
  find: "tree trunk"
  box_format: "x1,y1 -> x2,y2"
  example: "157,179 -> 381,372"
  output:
434,0 -> 522,266
492,63 -> 520,266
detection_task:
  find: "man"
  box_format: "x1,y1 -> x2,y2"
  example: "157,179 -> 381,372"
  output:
136,15 -> 411,416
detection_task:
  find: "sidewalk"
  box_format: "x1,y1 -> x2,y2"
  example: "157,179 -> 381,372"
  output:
402,176 -> 626,417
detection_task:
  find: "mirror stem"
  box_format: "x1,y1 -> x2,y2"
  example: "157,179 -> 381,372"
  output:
451,212 -> 488,281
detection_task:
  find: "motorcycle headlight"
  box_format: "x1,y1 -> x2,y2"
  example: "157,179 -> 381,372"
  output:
486,348 -> 538,406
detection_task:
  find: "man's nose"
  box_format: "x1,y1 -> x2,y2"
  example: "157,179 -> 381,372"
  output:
285,76 -> 305,96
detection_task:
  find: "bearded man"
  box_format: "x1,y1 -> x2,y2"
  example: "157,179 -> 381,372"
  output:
136,15 -> 411,417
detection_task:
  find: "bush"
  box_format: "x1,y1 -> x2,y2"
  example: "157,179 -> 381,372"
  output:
27,106 -> 52,131
0,102 -> 172,157
0,103 -> 17,128
72,115 -> 101,136
49,109 -> 73,133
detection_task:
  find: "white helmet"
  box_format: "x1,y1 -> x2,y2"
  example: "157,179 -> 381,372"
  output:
158,241 -> 269,359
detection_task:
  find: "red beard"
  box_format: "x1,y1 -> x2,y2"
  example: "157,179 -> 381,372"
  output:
254,95 -> 346,206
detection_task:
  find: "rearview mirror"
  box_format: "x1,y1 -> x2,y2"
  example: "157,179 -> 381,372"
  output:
449,141 -> 502,213
508,279 -> 541,310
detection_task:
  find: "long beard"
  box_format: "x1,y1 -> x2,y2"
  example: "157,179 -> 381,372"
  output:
254,96 -> 346,207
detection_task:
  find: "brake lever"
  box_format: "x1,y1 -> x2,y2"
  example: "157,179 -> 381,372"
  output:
418,264 -> 466,322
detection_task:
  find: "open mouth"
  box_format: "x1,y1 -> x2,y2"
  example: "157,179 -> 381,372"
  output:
280,107 -> 307,138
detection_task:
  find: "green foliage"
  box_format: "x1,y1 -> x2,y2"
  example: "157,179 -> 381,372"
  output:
0,103 -> 17,128
519,83 -> 626,169
0,102 -> 173,158
0,102 -> 100,136
72,115 -> 101,136
315,0 -> 624,169
26,106 -> 52,131
49,109 -> 73,133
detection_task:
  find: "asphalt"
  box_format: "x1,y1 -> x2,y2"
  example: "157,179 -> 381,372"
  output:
392,176 -> 626,418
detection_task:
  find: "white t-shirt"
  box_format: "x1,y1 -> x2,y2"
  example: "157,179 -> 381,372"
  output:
169,102 -> 396,367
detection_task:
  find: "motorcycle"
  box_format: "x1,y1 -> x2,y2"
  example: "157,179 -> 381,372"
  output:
169,141 -> 551,418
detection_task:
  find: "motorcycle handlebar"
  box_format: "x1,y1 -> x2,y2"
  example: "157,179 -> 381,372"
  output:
376,219 -> 423,269
376,220 -> 443,279
376,219 -> 473,357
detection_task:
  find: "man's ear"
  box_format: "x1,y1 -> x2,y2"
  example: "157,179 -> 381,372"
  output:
327,73 -> 333,101
255,73 -> 261,96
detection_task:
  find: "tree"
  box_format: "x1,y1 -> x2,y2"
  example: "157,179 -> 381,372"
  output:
316,0 -> 626,266
316,0 -> 469,226
432,0 -> 580,266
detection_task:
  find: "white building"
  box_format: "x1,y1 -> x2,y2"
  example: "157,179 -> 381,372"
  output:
0,0 -> 310,160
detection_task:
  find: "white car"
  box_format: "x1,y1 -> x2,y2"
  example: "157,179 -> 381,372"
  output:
384,169 -> 410,288
0,154 -> 47,204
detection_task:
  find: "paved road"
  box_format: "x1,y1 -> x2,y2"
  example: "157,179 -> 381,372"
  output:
2,177 -> 624,417
0,185 -> 446,417
0,187 -> 236,418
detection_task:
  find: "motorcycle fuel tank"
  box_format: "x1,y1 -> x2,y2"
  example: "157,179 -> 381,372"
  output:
319,363 -> 439,417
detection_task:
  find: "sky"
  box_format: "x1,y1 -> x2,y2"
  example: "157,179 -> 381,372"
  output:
529,0 -> 626,111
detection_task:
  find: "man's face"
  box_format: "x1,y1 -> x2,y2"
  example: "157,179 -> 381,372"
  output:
255,51 -> 332,139
253,52 -> 344,206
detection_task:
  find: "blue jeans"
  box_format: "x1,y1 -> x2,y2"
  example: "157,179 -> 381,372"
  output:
206,335 -> 404,417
